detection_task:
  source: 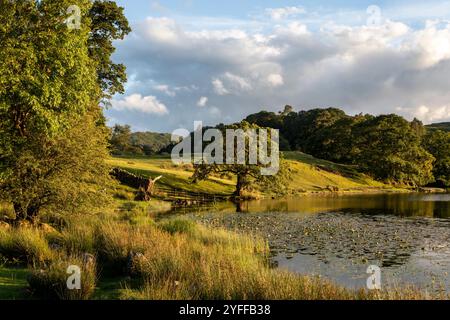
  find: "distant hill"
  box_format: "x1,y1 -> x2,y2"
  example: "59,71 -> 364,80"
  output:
130,132 -> 173,154
426,122 -> 450,132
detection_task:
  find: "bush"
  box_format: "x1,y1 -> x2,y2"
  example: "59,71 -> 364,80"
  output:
28,254 -> 97,300
54,223 -> 96,256
0,227 -> 54,265
94,222 -> 157,276
0,202 -> 14,220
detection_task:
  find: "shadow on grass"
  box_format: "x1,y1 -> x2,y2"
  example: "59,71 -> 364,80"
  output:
0,267 -> 29,300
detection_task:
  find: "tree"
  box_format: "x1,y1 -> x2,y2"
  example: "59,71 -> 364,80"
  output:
282,108 -> 347,151
245,108 -> 290,151
3,107 -> 112,221
110,124 -> 133,155
0,0 -> 130,222
352,115 -> 434,186
423,130 -> 450,187
307,115 -> 367,163
88,0 -> 131,99
191,122 -> 287,198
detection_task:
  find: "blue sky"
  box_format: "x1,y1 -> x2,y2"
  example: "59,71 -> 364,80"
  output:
106,1 -> 450,132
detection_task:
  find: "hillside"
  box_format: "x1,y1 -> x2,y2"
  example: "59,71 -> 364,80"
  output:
109,152 -> 390,197
130,132 -> 173,153
426,122 -> 450,132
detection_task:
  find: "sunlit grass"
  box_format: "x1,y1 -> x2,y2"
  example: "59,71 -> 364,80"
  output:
109,153 -> 394,198
0,207 -> 445,300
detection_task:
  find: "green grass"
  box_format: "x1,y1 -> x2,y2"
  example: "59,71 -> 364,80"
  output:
110,152 -> 393,198
0,267 -> 29,300
0,212 -> 444,300
284,152 -> 388,192
108,156 -> 235,195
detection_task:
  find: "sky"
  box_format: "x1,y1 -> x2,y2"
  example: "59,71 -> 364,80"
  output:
106,0 -> 450,132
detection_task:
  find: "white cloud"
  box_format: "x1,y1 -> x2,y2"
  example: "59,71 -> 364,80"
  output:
266,6 -> 306,21
111,14 -> 450,131
223,72 -> 252,91
111,94 -> 169,115
397,105 -> 450,123
154,84 -> 176,97
212,79 -> 229,95
197,96 -> 208,107
267,73 -> 284,87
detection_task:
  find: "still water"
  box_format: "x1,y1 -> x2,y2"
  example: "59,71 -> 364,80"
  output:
170,193 -> 450,293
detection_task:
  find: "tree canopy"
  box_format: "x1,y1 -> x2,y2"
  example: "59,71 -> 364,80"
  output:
246,107 -> 437,186
0,0 -> 130,222
191,121 -> 287,198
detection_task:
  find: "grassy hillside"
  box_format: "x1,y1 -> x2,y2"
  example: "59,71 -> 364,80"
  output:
109,152 -> 390,197
108,156 -> 235,195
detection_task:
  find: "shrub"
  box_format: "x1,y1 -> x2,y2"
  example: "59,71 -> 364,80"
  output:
28,254 -> 97,300
54,223 -> 96,256
0,202 -> 14,220
0,227 -> 54,265
94,221 -> 157,276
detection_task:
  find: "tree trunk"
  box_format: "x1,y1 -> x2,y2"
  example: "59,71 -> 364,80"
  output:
12,202 -> 39,224
235,174 -> 244,198
136,176 -> 162,201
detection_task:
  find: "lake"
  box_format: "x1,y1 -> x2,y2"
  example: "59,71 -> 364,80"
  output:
166,193 -> 450,293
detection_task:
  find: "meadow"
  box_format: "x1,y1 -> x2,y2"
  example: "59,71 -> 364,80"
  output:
109,152 -> 394,199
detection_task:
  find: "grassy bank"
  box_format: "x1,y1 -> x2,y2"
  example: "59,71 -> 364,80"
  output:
0,207 -> 440,300
109,152 -> 396,199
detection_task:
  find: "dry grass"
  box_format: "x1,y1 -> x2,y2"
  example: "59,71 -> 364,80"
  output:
120,219 -> 433,300
27,253 -> 97,300
0,209 -> 446,300
0,226 -> 55,265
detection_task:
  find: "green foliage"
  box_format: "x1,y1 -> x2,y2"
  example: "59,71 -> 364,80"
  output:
246,107 -> 435,186
109,125 -> 173,155
352,115 -> 434,186
423,130 -> 450,187
130,132 -> 174,155
0,226 -> 54,265
110,124 -> 142,155
192,121 -> 284,197
88,0 -> 131,98
426,122 -> 450,133
1,107 -> 113,221
0,0 -> 129,221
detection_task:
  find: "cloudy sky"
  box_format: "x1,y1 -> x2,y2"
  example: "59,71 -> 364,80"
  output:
107,0 -> 450,132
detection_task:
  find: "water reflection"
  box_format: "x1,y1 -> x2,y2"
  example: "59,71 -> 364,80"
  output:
169,192 -> 450,292
237,193 -> 450,218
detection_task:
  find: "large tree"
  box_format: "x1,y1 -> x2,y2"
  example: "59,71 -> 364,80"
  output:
0,0 -> 130,222
352,114 -> 434,186
423,130 -> 450,187
191,122 -> 287,198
